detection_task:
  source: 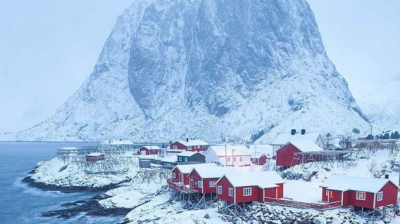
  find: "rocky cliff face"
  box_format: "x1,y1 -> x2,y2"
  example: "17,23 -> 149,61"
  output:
14,0 -> 369,142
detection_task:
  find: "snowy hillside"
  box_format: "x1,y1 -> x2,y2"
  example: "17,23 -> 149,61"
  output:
11,0 -> 369,142
356,74 -> 400,135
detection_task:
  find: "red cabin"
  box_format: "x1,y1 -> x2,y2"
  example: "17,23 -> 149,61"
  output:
86,153 -> 105,162
252,153 -> 269,165
216,172 -> 284,203
139,146 -> 162,155
167,163 -> 217,192
169,139 -> 209,152
188,166 -> 234,194
320,175 -> 399,209
276,141 -> 323,168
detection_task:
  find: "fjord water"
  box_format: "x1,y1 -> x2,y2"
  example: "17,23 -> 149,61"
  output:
0,142 -> 122,224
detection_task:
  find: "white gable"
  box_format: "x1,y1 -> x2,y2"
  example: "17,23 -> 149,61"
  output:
320,175 -> 397,193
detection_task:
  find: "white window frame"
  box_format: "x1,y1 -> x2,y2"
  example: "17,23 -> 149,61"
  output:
377,192 -> 383,201
243,187 -> 252,196
172,173 -> 176,178
326,190 -> 329,196
218,186 -> 222,194
198,181 -> 203,188
209,181 -> 216,187
229,188 -> 233,196
178,157 -> 182,161
356,191 -> 366,200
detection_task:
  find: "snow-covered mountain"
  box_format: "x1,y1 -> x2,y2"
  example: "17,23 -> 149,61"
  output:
13,0 -> 369,142
356,73 -> 400,135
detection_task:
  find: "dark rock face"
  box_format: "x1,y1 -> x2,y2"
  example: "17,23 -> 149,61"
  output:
128,0 -> 324,117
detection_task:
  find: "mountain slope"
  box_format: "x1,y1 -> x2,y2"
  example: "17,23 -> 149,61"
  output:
14,0 -> 369,142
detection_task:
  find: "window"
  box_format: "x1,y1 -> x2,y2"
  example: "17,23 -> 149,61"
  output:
326,190 -> 329,196
227,158 -> 230,162
172,173 -> 176,178
198,181 -> 203,188
243,188 -> 252,196
209,181 -> 216,187
229,188 -> 233,196
356,191 -> 366,200
173,145 -> 177,149
178,157 -> 182,161
218,186 -> 222,194
185,158 -> 188,162
377,192 -> 383,201
234,157 -> 236,162
240,157 -> 242,161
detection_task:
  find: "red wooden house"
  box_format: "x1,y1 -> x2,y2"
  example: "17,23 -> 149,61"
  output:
170,139 -> 209,152
187,166 -> 234,194
216,171 -> 284,203
139,146 -> 162,155
320,175 -> 398,209
251,152 -> 269,165
167,163 -> 217,192
276,141 -> 323,168
86,153 -> 105,162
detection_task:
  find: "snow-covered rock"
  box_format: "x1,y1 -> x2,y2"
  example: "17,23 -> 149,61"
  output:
10,0 -> 369,142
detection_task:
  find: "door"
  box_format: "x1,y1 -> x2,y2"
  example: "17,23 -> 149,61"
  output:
141,150 -> 146,155
190,179 -> 194,189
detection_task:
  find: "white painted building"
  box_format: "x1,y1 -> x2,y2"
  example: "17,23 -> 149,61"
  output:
204,145 -> 252,167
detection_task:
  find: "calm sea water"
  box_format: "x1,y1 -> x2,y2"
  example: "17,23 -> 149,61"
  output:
0,141 -> 124,224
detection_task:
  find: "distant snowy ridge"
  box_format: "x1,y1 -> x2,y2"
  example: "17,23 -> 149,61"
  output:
11,0 -> 369,142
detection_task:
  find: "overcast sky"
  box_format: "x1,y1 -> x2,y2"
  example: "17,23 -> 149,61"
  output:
0,1 -> 399,132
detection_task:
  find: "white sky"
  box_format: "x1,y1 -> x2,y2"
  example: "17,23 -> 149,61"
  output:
0,1 -> 399,132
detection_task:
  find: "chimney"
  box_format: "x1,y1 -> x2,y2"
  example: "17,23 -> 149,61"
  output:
385,174 -> 389,179
186,138 -> 189,142
301,129 -> 306,135
291,129 -> 296,135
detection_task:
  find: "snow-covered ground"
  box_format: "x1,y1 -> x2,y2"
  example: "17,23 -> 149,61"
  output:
26,148 -> 400,223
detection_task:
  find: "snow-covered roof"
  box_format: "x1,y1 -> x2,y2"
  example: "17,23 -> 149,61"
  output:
177,151 -> 197,157
174,163 -> 217,174
176,139 -> 208,146
320,175 -> 398,193
190,166 -> 236,179
87,152 -> 103,157
207,145 -> 252,156
222,171 -> 284,188
141,146 -> 162,150
100,140 -> 134,145
161,156 -> 177,163
60,147 -> 79,151
272,132 -> 321,145
249,145 -> 273,158
287,141 -> 324,152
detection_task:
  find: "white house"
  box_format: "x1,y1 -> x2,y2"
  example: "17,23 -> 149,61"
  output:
204,145 -> 252,167
271,130 -> 325,156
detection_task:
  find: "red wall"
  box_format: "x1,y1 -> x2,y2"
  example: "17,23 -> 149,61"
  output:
375,182 -> 398,208
170,142 -> 208,151
346,190 -> 375,209
276,183 -> 284,198
86,155 -> 104,162
235,186 -> 260,203
202,178 -> 219,194
217,176 -> 235,202
188,170 -> 202,193
321,188 -> 342,203
172,168 -> 189,184
276,144 -> 301,167
264,188 -> 278,199
258,155 -> 267,165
